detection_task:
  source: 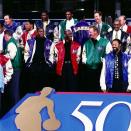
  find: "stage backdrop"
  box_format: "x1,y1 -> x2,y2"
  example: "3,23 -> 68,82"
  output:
0,90 -> 131,131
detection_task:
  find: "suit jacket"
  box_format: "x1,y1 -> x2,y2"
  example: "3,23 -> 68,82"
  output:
106,30 -> 129,52
93,22 -> 112,38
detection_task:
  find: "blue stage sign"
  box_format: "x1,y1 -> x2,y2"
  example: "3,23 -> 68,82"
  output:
0,90 -> 131,131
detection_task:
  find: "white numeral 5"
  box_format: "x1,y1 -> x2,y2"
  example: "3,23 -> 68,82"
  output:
71,101 -> 103,131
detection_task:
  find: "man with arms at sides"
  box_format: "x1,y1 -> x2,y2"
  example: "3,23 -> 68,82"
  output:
49,30 -> 81,91
82,26 -> 112,92
23,27 -> 54,95
100,39 -> 131,92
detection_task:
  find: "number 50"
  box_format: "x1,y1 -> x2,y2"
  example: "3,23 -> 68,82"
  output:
71,101 -> 131,131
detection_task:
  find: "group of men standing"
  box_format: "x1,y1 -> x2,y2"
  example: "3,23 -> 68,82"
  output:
0,10 -> 131,117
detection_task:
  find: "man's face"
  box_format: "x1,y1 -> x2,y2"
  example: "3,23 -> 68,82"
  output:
37,28 -> 44,37
0,24 -> 4,33
113,21 -> 120,31
119,16 -> 126,26
89,28 -> 97,39
65,11 -> 73,20
24,22 -> 33,31
112,40 -> 121,53
41,12 -> 48,21
4,34 -> 10,42
94,13 -> 102,23
4,15 -> 12,25
65,30 -> 72,41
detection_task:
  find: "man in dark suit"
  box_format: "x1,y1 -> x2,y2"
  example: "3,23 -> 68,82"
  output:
94,11 -> 112,38
106,19 -> 130,52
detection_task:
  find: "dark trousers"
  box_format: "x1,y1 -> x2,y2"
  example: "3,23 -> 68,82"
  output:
55,63 -> 78,92
81,65 -> 102,92
2,69 -> 21,116
108,79 -> 127,93
108,88 -> 127,92
22,62 -> 55,95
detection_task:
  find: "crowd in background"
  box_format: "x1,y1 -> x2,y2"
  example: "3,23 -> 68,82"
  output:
0,10 -> 131,117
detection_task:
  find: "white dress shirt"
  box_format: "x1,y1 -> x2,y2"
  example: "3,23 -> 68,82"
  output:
66,18 -> 75,30
112,30 -> 121,40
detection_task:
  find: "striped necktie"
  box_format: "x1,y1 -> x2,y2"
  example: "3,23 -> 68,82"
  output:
115,31 -> 118,39
98,24 -> 101,32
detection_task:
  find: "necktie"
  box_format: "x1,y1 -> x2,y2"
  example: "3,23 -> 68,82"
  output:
121,26 -> 123,31
115,31 -> 118,39
98,24 -> 101,32
43,21 -> 48,36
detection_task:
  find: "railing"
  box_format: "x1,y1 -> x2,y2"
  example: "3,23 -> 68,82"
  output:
1,18 -> 131,26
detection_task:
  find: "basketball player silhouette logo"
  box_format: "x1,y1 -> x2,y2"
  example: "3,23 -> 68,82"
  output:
15,87 -> 61,131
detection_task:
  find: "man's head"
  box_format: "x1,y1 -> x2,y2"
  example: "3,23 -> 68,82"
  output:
94,11 -> 102,24
41,10 -> 49,21
113,19 -> 121,31
89,26 -> 99,39
0,21 -> 4,33
65,10 -> 73,20
119,15 -> 126,26
24,20 -> 34,31
36,27 -> 44,38
64,30 -> 73,42
4,14 -> 13,25
112,39 -> 122,54
4,29 -> 13,42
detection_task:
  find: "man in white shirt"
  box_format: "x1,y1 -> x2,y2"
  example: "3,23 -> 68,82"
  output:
119,15 -> 130,33
59,10 -> 78,40
93,11 -> 112,38
106,19 -> 130,52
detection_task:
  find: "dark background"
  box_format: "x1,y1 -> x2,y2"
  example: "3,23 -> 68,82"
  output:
2,0 -> 131,20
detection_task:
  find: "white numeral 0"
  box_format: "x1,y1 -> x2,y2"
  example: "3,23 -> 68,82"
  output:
71,101 -> 131,131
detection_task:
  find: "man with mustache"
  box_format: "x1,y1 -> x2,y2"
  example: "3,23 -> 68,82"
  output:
100,39 -> 131,92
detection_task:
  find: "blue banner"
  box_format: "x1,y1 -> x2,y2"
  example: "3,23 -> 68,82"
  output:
0,91 -> 131,131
